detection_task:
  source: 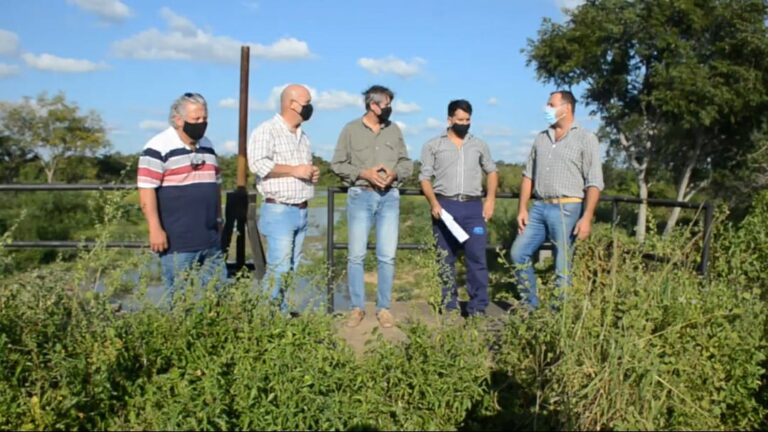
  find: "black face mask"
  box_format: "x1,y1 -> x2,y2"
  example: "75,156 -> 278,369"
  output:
183,121 -> 208,141
451,123 -> 470,138
299,103 -> 313,121
377,106 -> 392,123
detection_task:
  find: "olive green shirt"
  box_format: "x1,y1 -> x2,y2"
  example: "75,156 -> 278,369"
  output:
330,118 -> 413,187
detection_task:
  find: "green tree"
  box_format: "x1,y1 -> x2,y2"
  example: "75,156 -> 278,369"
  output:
526,0 -> 768,240
0,92 -> 110,183
0,133 -> 35,183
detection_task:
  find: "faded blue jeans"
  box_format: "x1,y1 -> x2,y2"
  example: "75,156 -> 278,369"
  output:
509,201 -> 582,309
160,245 -> 228,307
346,187 -> 400,312
258,202 -> 308,310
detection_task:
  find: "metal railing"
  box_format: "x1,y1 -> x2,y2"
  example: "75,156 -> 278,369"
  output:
2,183 -> 714,314
325,187 -> 714,313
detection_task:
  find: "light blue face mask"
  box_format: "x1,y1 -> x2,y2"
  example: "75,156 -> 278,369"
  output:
544,106 -> 561,125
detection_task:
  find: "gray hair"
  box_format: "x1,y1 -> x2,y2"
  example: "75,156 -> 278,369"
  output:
168,92 -> 208,125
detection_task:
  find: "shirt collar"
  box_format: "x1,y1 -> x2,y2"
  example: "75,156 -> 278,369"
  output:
440,128 -> 474,141
274,113 -> 302,138
547,120 -> 580,142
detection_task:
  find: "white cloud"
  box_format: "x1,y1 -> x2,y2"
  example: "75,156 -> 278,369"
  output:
67,0 -> 132,22
487,97 -> 498,106
245,85 -> 362,112
314,90 -> 361,110
139,120 -> 167,131
555,0 -> 585,10
112,7 -> 311,63
357,56 -> 425,78
22,53 -> 108,73
223,140 -> 238,153
425,117 -> 443,129
482,125 -> 515,137
0,29 -> 19,55
393,100 -> 421,114
489,140 -> 531,163
219,98 -> 238,109
0,63 -> 20,78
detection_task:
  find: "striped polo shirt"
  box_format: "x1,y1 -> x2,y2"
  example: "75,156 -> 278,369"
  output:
137,127 -> 221,254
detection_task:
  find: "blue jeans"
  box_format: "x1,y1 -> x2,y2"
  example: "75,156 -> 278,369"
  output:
258,202 -> 308,310
509,201 -> 582,309
160,245 -> 228,306
347,187 -> 400,311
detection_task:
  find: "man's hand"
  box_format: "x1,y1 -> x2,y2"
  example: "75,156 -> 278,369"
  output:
430,201 -> 442,220
483,199 -> 495,222
149,227 -> 168,253
381,166 -> 397,187
292,164 -> 315,181
573,217 -> 592,240
310,165 -> 320,184
359,164 -> 388,189
516,208 -> 529,235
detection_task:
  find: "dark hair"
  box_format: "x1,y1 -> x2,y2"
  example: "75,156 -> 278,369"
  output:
447,99 -> 473,117
551,90 -> 576,114
362,85 -> 395,111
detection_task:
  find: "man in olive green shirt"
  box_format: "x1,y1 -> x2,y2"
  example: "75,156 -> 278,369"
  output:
331,85 -> 413,329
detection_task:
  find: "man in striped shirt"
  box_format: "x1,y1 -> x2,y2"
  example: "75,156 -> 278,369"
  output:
247,84 -> 319,310
137,92 -> 227,305
420,99 -> 498,317
510,90 -> 604,310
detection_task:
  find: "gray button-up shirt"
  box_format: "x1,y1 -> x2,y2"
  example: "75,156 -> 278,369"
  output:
524,122 -> 604,199
419,131 -> 497,197
330,118 -> 413,187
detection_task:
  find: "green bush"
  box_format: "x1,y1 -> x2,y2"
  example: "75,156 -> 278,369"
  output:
491,214 -> 766,430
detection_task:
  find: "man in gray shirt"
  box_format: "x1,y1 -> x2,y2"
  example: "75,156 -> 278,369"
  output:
420,99 -> 498,317
510,90 -> 604,310
331,85 -> 413,328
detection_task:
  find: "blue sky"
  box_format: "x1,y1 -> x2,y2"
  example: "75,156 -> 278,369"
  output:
0,0 -> 596,163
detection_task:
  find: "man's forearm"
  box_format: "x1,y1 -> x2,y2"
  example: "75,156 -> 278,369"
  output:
265,164 -> 297,179
420,180 -> 438,206
139,188 -> 163,231
582,186 -> 600,218
486,172 -> 498,200
519,176 -> 533,212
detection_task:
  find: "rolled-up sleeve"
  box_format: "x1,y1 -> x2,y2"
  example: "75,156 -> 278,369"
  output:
394,132 -> 413,182
330,125 -> 359,184
523,143 -> 536,179
419,140 -> 435,181
583,133 -> 604,190
247,124 -> 275,179
480,140 -> 497,174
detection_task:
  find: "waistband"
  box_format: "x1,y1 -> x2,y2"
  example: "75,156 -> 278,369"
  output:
539,197 -> 583,204
264,198 -> 308,209
436,194 -> 482,202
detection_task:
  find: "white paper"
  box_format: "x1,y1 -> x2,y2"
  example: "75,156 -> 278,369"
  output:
440,209 -> 469,243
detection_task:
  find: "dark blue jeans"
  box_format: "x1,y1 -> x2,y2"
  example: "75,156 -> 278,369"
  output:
433,198 -> 489,316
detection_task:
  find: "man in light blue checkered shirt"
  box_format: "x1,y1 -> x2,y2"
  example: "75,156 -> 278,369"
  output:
510,90 -> 604,310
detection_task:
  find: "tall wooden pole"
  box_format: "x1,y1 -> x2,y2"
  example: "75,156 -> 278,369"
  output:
237,46 -> 250,189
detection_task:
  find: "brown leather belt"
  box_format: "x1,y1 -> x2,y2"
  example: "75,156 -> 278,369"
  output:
541,197 -> 583,204
265,198 -> 308,209
436,194 -> 482,202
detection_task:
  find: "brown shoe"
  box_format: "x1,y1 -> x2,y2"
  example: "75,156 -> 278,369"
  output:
377,309 -> 395,328
346,308 -> 365,328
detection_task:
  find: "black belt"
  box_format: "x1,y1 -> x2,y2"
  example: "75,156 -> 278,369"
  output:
436,194 -> 482,202
265,198 -> 308,209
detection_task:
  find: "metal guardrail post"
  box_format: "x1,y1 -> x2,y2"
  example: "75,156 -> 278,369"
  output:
698,202 -> 714,276
326,188 -> 337,314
